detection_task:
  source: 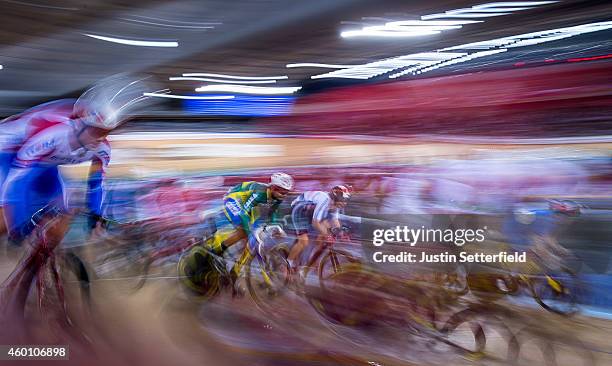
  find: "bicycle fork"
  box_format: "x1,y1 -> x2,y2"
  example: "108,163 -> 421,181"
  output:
545,275 -> 564,293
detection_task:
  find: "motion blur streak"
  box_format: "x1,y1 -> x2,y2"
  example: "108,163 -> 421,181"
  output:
567,54 -> 612,62
143,92 -> 235,100
170,77 -> 278,84
195,85 -> 302,95
182,73 -> 289,80
83,33 -> 180,47
118,18 -> 217,29
315,21 -> 612,80
0,1 -> 611,366
343,1 -> 558,38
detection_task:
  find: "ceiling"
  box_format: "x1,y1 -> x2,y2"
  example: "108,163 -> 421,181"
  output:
0,0 -> 610,114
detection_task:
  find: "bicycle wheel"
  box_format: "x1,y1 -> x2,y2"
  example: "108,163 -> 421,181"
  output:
55,251 -> 97,345
317,249 -> 361,291
22,250 -> 95,347
92,241 -> 149,293
512,327 -> 595,366
306,266 -> 385,327
440,307 -> 517,363
177,248 -> 221,300
247,245 -> 290,313
133,240 -> 200,292
528,269 -> 580,316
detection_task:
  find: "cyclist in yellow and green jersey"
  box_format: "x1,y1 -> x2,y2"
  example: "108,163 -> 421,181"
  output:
181,172 -> 294,295
215,172 -> 293,249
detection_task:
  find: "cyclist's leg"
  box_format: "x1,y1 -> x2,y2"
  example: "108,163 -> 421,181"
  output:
288,233 -> 309,266
229,237 -> 255,296
206,214 -> 245,254
1,205 -> 72,322
220,227 -> 246,248
1,166 -> 70,314
231,244 -> 253,280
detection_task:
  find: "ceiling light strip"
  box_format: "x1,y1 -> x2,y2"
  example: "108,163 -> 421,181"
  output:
182,73 -> 287,80
143,92 -> 234,100
83,33 -> 179,47
195,85 -> 301,95
312,21 -> 612,80
170,77 -> 276,84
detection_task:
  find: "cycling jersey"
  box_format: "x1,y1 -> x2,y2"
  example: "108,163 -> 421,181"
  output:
0,99 -> 75,194
291,191 -> 339,235
222,181 -> 282,236
1,110 -> 110,241
0,99 -> 75,152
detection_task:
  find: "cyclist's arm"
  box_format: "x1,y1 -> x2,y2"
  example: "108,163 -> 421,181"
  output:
312,218 -> 328,236
329,209 -> 341,231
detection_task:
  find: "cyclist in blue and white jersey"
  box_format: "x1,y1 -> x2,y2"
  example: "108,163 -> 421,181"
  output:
287,185 -> 352,270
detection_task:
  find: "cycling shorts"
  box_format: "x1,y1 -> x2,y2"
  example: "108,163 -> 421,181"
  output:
3,165 -> 65,242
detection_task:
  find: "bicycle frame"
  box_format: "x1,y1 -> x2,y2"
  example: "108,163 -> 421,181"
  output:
1,209 -> 93,345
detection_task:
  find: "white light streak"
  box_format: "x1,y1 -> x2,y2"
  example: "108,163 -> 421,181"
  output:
411,49 -> 508,74
442,39 -> 514,50
474,1 -> 558,7
182,73 -> 287,80
340,1 -> 558,39
387,20 -> 483,26
129,15 -> 222,25
309,21 -> 612,80
3,0 -> 78,11
441,21 -> 612,51
143,92 -> 234,100
83,33 -> 178,47
311,52 -> 463,79
504,34 -> 574,47
422,1 -> 558,20
286,63 -> 362,69
341,29 -> 440,38
119,18 -> 216,29
422,12 -> 511,19
195,85 -> 301,95
169,77 -> 276,84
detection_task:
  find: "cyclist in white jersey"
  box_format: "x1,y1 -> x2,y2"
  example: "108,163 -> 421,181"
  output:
287,185 -> 352,270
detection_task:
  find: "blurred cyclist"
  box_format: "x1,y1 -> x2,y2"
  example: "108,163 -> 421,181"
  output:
505,199 -> 581,269
0,74 -> 155,315
287,185 -> 352,274
182,172 -> 294,294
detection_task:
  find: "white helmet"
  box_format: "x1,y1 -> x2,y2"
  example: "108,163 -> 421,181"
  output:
74,73 -> 158,130
270,172 -> 294,191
